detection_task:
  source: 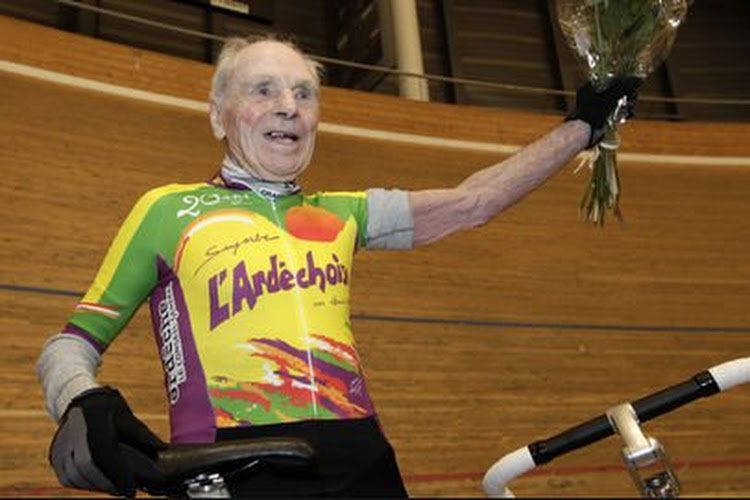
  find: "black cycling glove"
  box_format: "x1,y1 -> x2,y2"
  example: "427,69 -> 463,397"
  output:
567,76 -> 642,148
49,386 -> 166,497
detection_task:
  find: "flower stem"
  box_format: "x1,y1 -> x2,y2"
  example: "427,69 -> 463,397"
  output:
580,127 -> 622,226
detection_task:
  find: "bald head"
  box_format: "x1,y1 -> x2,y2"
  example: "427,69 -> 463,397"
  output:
210,35 -> 323,108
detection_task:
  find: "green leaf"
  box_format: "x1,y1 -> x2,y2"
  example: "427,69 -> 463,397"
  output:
599,0 -> 631,39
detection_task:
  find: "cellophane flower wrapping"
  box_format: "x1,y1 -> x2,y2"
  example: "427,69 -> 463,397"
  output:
556,0 -> 689,224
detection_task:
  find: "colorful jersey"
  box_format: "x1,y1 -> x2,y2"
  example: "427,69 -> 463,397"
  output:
64,181 -> 378,443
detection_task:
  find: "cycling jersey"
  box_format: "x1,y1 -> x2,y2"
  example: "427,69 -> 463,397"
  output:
63,178 -> 393,443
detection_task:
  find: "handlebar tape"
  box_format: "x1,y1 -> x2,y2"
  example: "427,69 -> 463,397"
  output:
528,369 -> 720,465
709,357 -> 750,392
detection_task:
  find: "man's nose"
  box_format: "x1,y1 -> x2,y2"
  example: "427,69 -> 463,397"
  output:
275,89 -> 297,118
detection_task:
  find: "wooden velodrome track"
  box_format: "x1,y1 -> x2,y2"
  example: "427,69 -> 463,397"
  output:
1,14 -> 750,498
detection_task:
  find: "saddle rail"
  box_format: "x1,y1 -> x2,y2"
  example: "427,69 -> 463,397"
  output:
122,437 -> 316,497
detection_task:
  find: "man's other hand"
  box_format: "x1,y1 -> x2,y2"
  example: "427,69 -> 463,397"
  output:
49,387 -> 165,497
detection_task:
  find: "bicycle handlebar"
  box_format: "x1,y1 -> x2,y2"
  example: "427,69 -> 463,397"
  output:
482,357 -> 750,497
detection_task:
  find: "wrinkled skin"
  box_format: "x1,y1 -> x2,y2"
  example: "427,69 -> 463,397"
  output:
210,41 -> 320,182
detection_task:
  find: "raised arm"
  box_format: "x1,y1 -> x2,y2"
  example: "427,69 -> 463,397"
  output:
409,77 -> 640,247
409,120 -> 588,246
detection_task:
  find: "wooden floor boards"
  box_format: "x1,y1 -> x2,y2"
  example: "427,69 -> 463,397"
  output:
1,15 -> 749,497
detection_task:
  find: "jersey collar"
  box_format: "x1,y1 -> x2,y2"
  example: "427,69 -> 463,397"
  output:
215,157 -> 302,201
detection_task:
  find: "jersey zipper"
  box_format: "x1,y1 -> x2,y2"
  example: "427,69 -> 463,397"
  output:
269,198 -> 320,418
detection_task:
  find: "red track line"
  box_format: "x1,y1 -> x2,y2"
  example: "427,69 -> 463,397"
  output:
3,457 -> 749,496
404,456 -> 750,483
0,486 -> 97,497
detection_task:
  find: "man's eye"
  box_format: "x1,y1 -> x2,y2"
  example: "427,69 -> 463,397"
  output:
249,84 -> 274,97
296,87 -> 316,101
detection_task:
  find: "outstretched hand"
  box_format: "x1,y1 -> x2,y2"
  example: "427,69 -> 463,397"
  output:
49,387 -> 166,497
567,76 -> 643,148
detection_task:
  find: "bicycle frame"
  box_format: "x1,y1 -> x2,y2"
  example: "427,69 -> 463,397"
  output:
482,357 -> 750,498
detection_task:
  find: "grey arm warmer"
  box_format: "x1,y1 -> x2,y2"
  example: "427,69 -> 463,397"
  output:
36,334 -> 101,421
365,188 -> 415,250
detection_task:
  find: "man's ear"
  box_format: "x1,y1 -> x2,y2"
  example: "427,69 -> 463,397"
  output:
209,100 -> 226,140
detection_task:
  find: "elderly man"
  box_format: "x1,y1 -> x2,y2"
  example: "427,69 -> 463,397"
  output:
38,35 -> 638,497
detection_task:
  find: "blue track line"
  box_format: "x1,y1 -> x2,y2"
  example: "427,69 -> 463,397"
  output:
2,283 -> 749,334
0,283 -> 82,297
354,313 -> 750,334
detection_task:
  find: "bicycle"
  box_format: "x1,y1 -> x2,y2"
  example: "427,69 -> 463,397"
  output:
482,357 -> 750,498
122,357 -> 749,498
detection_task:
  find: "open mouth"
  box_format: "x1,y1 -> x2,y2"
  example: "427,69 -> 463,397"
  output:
264,130 -> 299,144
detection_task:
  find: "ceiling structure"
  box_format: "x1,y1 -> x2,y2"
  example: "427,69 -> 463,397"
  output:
1,0 -> 748,122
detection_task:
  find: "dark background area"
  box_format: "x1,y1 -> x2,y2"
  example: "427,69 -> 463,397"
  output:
1,0 -> 748,121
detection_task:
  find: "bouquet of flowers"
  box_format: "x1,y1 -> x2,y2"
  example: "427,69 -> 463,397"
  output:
556,0 -> 690,224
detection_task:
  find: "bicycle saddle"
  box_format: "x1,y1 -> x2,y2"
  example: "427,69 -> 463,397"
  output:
122,437 -> 315,495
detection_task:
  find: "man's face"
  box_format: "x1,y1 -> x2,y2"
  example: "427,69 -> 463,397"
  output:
212,41 -> 320,181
